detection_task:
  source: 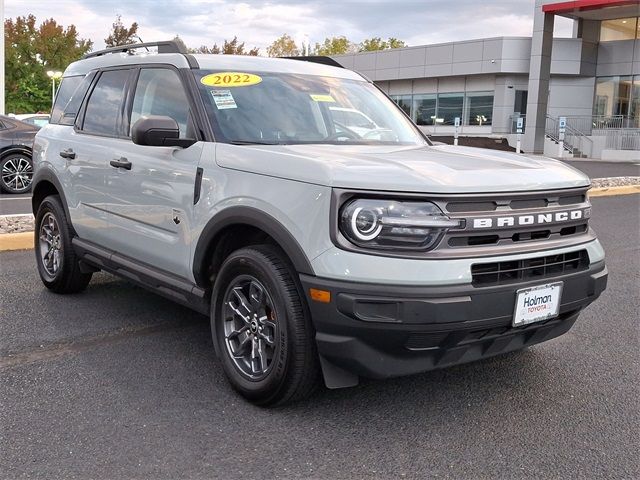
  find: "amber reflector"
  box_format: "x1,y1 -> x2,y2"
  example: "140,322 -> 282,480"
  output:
309,288 -> 331,303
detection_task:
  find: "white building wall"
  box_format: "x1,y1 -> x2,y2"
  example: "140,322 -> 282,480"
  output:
596,39 -> 640,76
493,75 -> 530,134
547,76 -> 596,118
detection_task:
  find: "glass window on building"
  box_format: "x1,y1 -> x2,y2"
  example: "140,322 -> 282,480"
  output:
413,94 -> 437,125
437,93 -> 463,126
465,91 -> 493,126
390,95 -> 412,118
631,77 -> 640,128
600,17 -> 638,41
594,76 -> 633,117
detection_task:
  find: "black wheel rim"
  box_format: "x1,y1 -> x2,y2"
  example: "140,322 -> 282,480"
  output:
222,275 -> 278,380
2,156 -> 32,192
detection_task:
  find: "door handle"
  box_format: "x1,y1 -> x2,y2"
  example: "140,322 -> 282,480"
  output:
59,149 -> 76,159
110,157 -> 132,170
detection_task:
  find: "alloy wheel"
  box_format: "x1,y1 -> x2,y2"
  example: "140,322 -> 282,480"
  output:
222,275 -> 278,380
39,212 -> 62,277
1,156 -> 33,192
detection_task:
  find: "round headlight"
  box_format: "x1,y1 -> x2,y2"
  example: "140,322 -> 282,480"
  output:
339,198 -> 460,251
351,207 -> 383,241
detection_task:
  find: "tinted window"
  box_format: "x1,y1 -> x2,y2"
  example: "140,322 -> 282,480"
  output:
130,68 -> 190,137
0,119 -> 15,130
59,73 -> 95,126
50,76 -> 84,124
82,69 -> 130,136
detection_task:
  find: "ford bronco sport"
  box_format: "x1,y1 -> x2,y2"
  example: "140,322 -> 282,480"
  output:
32,41 -> 607,405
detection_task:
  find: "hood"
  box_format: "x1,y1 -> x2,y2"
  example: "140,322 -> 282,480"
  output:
215,143 -> 590,194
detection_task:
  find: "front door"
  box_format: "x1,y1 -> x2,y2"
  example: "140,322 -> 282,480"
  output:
100,67 -> 202,279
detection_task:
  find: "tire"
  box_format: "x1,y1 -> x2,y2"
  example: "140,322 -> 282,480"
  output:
211,245 -> 320,406
0,153 -> 33,194
34,195 -> 92,293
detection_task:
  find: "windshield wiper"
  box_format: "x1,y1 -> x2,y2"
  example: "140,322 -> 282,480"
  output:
229,140 -> 280,145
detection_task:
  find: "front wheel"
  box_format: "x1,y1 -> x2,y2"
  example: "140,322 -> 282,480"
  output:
211,245 -> 320,406
35,195 -> 92,293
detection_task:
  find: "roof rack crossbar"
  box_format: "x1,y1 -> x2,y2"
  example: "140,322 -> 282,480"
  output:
83,40 -> 187,59
281,56 -> 344,68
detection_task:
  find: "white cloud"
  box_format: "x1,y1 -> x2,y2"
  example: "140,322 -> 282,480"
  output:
5,0 -> 574,53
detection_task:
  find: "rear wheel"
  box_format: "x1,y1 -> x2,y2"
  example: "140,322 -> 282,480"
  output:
211,245 -> 320,406
1,153 -> 33,194
35,195 -> 92,293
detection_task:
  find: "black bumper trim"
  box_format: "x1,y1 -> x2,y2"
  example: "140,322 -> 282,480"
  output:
300,261 -> 607,384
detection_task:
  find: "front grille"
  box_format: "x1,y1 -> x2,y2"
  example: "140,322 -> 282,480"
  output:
448,223 -> 589,247
445,191 -> 586,213
471,250 -> 589,286
433,187 -> 592,255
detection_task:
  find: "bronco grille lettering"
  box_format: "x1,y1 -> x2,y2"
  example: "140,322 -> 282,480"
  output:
471,209 -> 585,229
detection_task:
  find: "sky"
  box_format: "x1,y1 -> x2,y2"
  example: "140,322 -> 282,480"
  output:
4,0 -> 575,53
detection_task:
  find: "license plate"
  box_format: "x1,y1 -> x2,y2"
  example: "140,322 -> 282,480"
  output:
513,282 -> 563,327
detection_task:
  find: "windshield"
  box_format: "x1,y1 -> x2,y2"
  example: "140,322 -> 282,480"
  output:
194,70 -> 426,146
24,117 -> 50,129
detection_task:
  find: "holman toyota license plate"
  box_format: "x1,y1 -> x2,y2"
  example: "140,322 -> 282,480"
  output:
513,282 -> 563,327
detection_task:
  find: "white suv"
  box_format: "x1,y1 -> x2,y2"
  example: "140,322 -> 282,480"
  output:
31,41 -> 607,405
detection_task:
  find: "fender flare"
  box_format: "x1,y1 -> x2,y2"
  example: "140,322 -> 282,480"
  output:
31,168 -> 73,223
192,206 -> 315,286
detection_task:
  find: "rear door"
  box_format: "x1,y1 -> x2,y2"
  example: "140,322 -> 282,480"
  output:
100,66 -> 203,279
62,68 -> 132,245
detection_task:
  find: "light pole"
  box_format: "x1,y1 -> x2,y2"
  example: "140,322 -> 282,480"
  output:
46,70 -> 63,112
1,0 -> 5,114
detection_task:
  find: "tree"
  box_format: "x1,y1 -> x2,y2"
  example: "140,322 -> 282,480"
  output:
359,37 -> 407,52
313,36 -> 355,56
4,15 -> 92,113
190,44 -> 221,54
104,15 -> 139,47
387,38 -> 407,49
190,36 -> 259,55
267,34 -> 300,57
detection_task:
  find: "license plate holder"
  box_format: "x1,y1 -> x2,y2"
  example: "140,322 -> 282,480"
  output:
513,282 -> 563,327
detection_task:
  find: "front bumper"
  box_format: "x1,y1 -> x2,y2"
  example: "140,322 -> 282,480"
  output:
300,260 -> 607,387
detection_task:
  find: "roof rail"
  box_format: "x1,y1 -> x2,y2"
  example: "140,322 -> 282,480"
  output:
83,40 -> 187,59
282,56 -> 344,69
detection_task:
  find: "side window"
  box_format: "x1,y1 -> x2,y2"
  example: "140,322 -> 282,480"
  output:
59,73 -> 95,126
130,68 -> 191,138
82,69 -> 130,136
50,76 -> 83,124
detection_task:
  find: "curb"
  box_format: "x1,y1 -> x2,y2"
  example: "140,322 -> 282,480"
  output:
0,232 -> 34,252
0,185 -> 637,253
589,184 -> 640,197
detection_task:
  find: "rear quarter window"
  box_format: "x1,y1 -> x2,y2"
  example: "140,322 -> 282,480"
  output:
81,69 -> 130,136
50,76 -> 85,124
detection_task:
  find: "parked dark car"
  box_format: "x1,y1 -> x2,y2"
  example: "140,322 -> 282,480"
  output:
0,115 -> 38,194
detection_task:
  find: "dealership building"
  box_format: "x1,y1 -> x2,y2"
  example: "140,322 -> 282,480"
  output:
333,0 -> 640,160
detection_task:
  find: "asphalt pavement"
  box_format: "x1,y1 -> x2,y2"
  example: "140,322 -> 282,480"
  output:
561,159 -> 640,179
1,195 -> 639,479
0,193 -> 31,216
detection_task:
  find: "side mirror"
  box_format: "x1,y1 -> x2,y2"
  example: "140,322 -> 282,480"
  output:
132,115 -> 194,147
